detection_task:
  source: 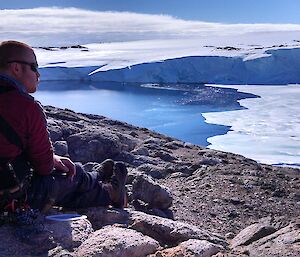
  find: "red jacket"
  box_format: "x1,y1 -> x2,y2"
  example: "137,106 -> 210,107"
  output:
0,74 -> 54,175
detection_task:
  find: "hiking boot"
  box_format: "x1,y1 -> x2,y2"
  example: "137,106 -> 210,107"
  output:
95,159 -> 114,182
108,162 -> 128,208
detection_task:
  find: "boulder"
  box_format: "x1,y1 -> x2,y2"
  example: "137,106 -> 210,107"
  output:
230,216 -> 288,248
231,221 -> 277,248
129,211 -> 226,247
75,226 -> 160,257
131,146 -> 149,156
0,216 -> 93,256
131,155 -> 161,167
131,174 -> 172,209
151,239 -> 223,257
67,131 -> 122,162
44,218 -> 93,250
239,219 -> 300,257
136,163 -> 168,179
48,125 -> 63,142
53,140 -> 69,156
153,150 -> 177,162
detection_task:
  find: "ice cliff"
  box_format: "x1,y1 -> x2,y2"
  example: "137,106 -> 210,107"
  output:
40,47 -> 300,85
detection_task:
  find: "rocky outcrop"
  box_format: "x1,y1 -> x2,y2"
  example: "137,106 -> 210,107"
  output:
0,207 -> 298,256
230,217 -> 300,257
0,208 -> 226,257
1,106 -> 298,256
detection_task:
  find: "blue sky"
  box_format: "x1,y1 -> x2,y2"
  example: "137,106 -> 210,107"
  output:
1,0 -> 300,24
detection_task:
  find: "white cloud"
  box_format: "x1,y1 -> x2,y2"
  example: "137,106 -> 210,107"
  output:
1,7 -> 300,46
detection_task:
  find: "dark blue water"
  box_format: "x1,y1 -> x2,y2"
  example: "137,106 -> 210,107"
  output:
35,81 -> 256,146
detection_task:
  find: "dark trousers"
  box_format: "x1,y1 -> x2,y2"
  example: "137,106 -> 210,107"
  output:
27,163 -> 111,210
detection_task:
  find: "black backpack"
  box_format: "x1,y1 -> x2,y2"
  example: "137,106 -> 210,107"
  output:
0,88 -> 33,208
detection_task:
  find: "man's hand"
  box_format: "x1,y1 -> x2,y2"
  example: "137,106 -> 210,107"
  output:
53,154 -> 76,180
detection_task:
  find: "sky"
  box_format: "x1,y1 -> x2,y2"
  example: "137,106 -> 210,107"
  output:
2,6 -> 300,47
1,0 -> 300,24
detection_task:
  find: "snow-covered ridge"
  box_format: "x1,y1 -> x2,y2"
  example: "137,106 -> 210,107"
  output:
39,45 -> 300,85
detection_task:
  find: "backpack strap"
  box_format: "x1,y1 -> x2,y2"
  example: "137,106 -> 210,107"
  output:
0,85 -> 23,150
0,89 -> 29,203
0,115 -> 24,151
0,86 -> 14,94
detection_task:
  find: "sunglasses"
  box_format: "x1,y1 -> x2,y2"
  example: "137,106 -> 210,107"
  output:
7,60 -> 39,73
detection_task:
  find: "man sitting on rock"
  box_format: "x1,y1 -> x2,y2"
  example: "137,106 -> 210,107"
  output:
0,40 -> 127,213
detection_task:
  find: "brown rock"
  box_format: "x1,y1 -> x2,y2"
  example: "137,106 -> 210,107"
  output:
67,131 -> 122,163
53,140 -> 69,156
129,211 -> 226,247
131,174 -> 172,209
231,221 -> 277,248
245,220 -> 300,257
151,239 -> 223,257
75,226 -> 160,257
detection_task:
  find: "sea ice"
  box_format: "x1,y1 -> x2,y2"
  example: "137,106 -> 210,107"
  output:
203,84 -> 300,166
